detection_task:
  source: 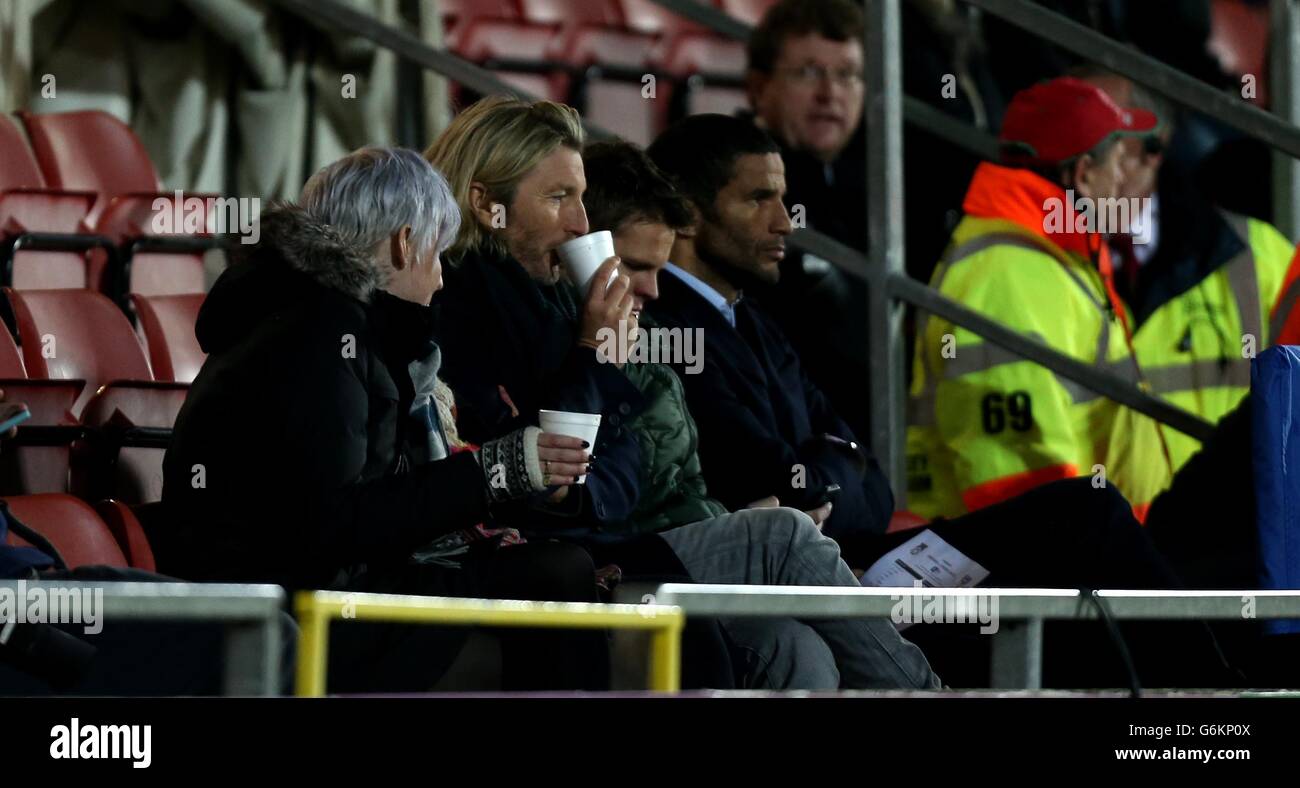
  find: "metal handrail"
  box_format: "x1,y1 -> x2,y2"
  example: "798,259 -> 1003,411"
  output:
652,583 -> 1300,689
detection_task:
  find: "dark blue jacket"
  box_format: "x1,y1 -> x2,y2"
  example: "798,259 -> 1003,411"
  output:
0,504 -> 56,579
647,272 -> 894,541
435,249 -> 646,533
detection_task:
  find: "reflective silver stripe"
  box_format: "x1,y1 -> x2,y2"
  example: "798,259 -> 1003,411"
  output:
1141,359 -> 1252,395
1269,272 -> 1300,343
908,231 -> 1118,422
1221,212 -> 1263,346
1069,357 -> 1143,404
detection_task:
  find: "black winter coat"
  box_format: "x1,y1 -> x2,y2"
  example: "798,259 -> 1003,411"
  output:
160,206 -> 490,590
647,273 -> 895,547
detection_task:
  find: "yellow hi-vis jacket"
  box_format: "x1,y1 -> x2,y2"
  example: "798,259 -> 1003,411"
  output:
906,163 -> 1173,521
1128,211 -> 1299,473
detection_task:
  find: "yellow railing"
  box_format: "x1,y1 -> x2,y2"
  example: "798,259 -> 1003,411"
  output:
294,590 -> 684,696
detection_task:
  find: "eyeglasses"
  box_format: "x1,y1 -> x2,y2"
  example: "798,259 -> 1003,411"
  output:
777,64 -> 864,88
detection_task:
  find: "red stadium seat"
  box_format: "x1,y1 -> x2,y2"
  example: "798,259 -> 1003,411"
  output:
4,493 -> 128,569
583,81 -> 659,145
4,288 -> 154,416
73,381 -> 189,503
0,324 -> 85,496
618,0 -> 707,37
0,113 -> 45,189
0,322 -> 25,377
719,0 -> 779,26
0,114 -> 103,290
17,110 -> 213,296
437,0 -> 518,31
518,0 -> 620,27
656,34 -> 746,77
131,293 -> 205,384
450,18 -> 556,61
94,498 -> 157,571
448,17 -> 573,105
17,109 -> 160,205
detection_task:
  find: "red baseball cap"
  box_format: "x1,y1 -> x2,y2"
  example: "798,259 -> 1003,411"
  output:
999,77 -> 1159,166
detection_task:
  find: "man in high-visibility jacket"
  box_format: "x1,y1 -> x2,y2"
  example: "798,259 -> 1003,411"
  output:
906,77 -> 1176,522
1078,70 -> 1300,475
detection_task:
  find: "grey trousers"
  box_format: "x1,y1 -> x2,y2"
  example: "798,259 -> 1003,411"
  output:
659,507 -> 940,690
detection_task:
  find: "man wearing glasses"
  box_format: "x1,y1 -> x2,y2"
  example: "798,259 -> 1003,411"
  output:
741,0 -> 873,440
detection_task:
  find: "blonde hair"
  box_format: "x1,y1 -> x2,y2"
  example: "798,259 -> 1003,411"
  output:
424,96 -> 585,261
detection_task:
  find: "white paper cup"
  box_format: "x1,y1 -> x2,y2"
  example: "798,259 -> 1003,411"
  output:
539,409 -> 601,484
556,230 -> 617,294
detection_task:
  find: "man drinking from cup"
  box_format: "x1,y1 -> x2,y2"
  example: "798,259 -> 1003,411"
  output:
427,97 -> 941,691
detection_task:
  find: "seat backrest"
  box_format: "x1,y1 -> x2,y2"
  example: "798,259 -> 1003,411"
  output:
74,381 -> 188,504
131,293 -> 205,383
0,326 -> 26,377
519,0 -> 619,27
0,114 -> 46,191
93,499 -> 156,571
0,379 -> 84,496
438,0 -> 517,26
17,110 -> 161,218
619,0 -> 707,36
0,115 -> 96,291
719,0 -> 779,26
4,288 -> 153,415
4,493 -> 128,568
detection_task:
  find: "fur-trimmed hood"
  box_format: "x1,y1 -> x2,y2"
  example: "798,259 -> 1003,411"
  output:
249,202 -> 388,301
196,202 -> 389,354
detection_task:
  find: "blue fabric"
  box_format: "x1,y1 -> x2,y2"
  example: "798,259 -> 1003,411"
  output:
664,264 -> 738,328
0,505 -> 56,579
1252,346 -> 1300,635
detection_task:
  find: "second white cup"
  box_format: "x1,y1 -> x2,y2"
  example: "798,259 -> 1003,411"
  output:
538,409 -> 601,484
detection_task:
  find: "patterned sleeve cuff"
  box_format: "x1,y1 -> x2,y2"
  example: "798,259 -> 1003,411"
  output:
477,426 -> 546,503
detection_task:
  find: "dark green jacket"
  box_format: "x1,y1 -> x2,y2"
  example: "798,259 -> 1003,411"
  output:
620,359 -> 727,535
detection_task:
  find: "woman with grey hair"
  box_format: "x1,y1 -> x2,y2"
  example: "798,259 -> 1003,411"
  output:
161,147 -> 609,692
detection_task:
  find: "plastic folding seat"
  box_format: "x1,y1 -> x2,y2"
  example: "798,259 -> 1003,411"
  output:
514,0 -> 656,72
4,493 -> 128,569
4,288 -> 154,416
656,33 -> 746,78
0,114 -> 109,290
719,0 -> 779,26
2,288 -> 186,503
452,18 -> 558,64
1209,0 -> 1269,102
449,18 -> 572,105
72,381 -> 189,504
131,293 -> 205,384
583,80 -> 659,145
437,0 -> 517,33
0,320 -> 84,496
618,0 -> 708,37
17,110 -> 216,298
654,33 -> 747,121
518,0 -> 620,27
93,499 -> 156,572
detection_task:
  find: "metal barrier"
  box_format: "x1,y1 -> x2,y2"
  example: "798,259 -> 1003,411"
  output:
293,590 -> 684,696
652,584 -> 1300,690
0,580 -> 285,695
